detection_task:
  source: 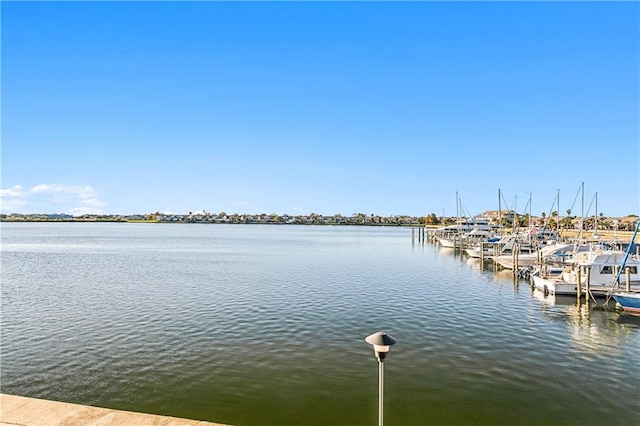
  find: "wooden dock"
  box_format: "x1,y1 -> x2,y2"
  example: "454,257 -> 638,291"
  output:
0,394 -> 229,426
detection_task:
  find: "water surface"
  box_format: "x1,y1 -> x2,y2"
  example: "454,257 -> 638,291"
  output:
2,223 -> 638,425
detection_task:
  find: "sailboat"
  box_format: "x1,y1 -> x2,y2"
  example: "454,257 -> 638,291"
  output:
610,219 -> 640,312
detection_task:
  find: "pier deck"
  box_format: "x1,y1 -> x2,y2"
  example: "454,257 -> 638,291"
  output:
0,394 -> 229,426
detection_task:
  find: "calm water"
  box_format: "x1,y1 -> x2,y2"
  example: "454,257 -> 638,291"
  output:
1,223 -> 639,425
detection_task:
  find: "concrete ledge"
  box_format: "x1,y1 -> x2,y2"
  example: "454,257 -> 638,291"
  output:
0,394 -> 229,426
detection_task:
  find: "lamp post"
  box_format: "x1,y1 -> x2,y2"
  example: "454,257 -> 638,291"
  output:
365,331 -> 397,426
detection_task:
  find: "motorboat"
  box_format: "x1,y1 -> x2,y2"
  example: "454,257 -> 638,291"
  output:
562,250 -> 640,296
532,249 -> 640,296
492,241 -> 575,270
435,217 -> 496,249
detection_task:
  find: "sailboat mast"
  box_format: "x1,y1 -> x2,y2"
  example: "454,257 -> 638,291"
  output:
595,192 -> 598,235
514,195 -> 518,232
529,192 -> 532,229
580,182 -> 584,240
557,188 -> 560,235
498,189 -> 502,236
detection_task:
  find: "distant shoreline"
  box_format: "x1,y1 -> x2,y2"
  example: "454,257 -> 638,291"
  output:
1,215 -> 637,241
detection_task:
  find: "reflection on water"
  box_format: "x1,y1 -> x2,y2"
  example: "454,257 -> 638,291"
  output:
2,224 -> 639,426
531,291 -> 638,355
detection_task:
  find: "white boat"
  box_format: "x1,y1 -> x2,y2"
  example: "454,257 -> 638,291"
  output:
563,250 -> 640,296
464,231 -> 507,258
464,239 -> 501,258
441,229 -> 498,250
437,235 -> 462,249
532,250 -> 640,296
435,217 -> 496,249
531,267 -> 581,296
492,241 -> 574,270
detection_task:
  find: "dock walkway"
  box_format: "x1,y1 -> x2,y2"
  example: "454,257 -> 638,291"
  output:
0,394 -> 229,426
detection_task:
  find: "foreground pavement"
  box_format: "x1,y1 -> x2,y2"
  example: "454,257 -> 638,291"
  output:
0,394 -> 229,426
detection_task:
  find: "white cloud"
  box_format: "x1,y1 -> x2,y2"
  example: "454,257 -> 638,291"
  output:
68,206 -> 106,216
0,185 -> 26,198
0,183 -> 107,215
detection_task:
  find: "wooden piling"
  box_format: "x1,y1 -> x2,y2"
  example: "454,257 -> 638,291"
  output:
585,267 -> 590,298
577,267 -> 582,299
626,267 -> 631,292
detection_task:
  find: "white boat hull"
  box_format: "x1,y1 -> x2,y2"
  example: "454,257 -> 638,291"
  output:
438,237 -> 459,248
531,275 -> 580,295
492,254 -> 539,269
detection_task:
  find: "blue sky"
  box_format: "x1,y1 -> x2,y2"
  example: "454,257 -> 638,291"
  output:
2,1 -> 639,217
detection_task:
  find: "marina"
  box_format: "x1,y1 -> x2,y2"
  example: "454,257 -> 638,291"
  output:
426,212 -> 640,299
1,222 -> 639,425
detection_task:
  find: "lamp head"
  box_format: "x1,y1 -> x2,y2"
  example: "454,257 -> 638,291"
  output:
365,331 -> 397,361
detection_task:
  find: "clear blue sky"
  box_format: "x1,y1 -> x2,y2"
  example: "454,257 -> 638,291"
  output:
2,1 -> 639,218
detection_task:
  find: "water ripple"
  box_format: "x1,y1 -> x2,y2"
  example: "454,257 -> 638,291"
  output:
1,223 -> 639,425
